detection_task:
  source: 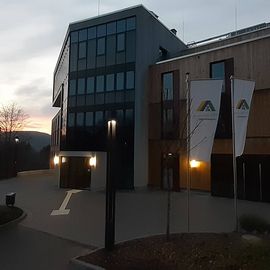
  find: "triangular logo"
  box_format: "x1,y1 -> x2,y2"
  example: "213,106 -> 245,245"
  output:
197,100 -> 216,112
236,99 -> 249,110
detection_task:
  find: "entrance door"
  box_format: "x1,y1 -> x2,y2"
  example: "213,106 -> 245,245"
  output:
59,157 -> 91,189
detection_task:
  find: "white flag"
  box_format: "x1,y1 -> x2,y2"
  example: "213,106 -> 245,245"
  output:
190,80 -> 223,162
232,79 -> 255,157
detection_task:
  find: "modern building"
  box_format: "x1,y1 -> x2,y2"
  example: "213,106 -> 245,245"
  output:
149,22 -> 270,202
51,5 -> 270,202
51,5 -> 186,189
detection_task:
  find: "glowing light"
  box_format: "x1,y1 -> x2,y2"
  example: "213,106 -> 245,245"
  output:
107,119 -> 117,137
61,157 -> 67,163
54,155 -> 59,165
107,119 -> 117,129
190,160 -> 200,168
89,156 -> 97,167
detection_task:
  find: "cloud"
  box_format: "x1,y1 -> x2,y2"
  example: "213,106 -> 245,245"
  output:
1,0 -> 270,134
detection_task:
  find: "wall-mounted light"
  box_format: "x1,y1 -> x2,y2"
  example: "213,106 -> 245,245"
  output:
190,159 -> 200,168
61,157 -> 67,163
89,156 -> 97,168
107,119 -> 117,137
54,155 -> 59,165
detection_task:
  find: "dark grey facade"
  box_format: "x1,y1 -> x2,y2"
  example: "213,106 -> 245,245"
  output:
51,5 -> 186,189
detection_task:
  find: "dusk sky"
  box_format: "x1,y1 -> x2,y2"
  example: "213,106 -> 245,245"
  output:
1,0 -> 269,134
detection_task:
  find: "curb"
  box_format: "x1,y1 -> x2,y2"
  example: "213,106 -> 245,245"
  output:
70,247 -> 105,270
0,210 -> 27,229
70,258 -> 105,270
18,169 -> 56,177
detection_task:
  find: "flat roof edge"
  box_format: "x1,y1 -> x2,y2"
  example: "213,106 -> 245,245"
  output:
156,33 -> 270,65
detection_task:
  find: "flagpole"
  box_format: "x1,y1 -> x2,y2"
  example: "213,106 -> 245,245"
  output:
186,72 -> 190,233
230,75 -> 238,232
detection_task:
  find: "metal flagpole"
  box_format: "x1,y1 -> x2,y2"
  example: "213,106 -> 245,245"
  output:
98,0 -> 101,16
186,72 -> 190,232
230,75 -> 238,232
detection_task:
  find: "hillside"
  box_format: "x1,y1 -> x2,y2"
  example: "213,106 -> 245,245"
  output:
16,131 -> 50,151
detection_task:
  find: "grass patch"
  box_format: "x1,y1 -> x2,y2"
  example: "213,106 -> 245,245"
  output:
0,205 -> 23,225
239,215 -> 270,233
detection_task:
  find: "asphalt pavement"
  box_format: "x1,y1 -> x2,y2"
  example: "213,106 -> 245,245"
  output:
1,170 -> 270,269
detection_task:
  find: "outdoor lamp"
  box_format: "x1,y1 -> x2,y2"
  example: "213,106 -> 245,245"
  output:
89,156 -> 97,168
107,119 -> 117,138
190,159 -> 200,168
14,136 -> 19,143
54,155 -> 59,165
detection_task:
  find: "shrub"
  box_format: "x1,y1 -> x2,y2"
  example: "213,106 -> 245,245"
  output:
239,215 -> 270,233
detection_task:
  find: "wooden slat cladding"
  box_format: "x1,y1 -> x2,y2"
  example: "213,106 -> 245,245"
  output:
148,34 -> 270,192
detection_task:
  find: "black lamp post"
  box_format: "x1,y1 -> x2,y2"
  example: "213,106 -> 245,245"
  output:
105,119 -> 117,251
14,136 -> 20,176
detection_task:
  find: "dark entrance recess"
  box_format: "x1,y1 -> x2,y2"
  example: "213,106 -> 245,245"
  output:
161,153 -> 180,191
60,157 -> 91,189
211,154 -> 270,202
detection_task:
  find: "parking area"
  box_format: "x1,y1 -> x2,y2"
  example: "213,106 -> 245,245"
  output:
1,170 -> 270,248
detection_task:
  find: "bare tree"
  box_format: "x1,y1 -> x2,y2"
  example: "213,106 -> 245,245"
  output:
0,103 -> 28,143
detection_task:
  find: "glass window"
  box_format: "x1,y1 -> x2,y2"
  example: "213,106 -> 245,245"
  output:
117,33 -> 125,51
87,39 -> 96,69
125,90 -> 135,102
68,96 -> 76,107
69,80 -> 76,96
79,29 -> 87,41
78,59 -> 86,70
76,112 -> 84,126
117,19 -> 126,33
70,31 -> 78,43
163,108 -> 173,123
106,35 -> 116,66
211,62 -> 225,92
97,24 -> 106,37
68,113 -> 75,127
96,75 -> 104,92
106,74 -> 114,91
126,31 -> 136,63
96,55 -> 105,67
162,73 -> 173,100
95,111 -> 104,126
211,62 -> 225,79
116,72 -> 124,90
78,42 -> 86,58
85,112 -> 94,126
88,27 -> 96,39
86,94 -> 95,105
70,43 -> 78,72
78,78 -> 85,94
125,109 -> 133,124
105,92 -> 115,104
116,109 -> 124,124
126,71 -> 134,89
97,38 -> 105,55
87,77 -> 95,94
107,22 -> 116,35
127,17 -> 136,30
96,93 -> 104,104
77,95 -> 85,106
115,92 -> 124,103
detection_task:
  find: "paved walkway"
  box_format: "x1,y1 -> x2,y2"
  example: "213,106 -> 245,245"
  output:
1,171 -> 270,268
0,225 -> 92,270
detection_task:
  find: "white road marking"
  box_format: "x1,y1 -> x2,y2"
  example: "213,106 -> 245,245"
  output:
51,189 -> 82,216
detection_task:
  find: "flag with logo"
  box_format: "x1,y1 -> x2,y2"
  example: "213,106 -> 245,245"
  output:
232,79 -> 255,157
190,79 -> 223,161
